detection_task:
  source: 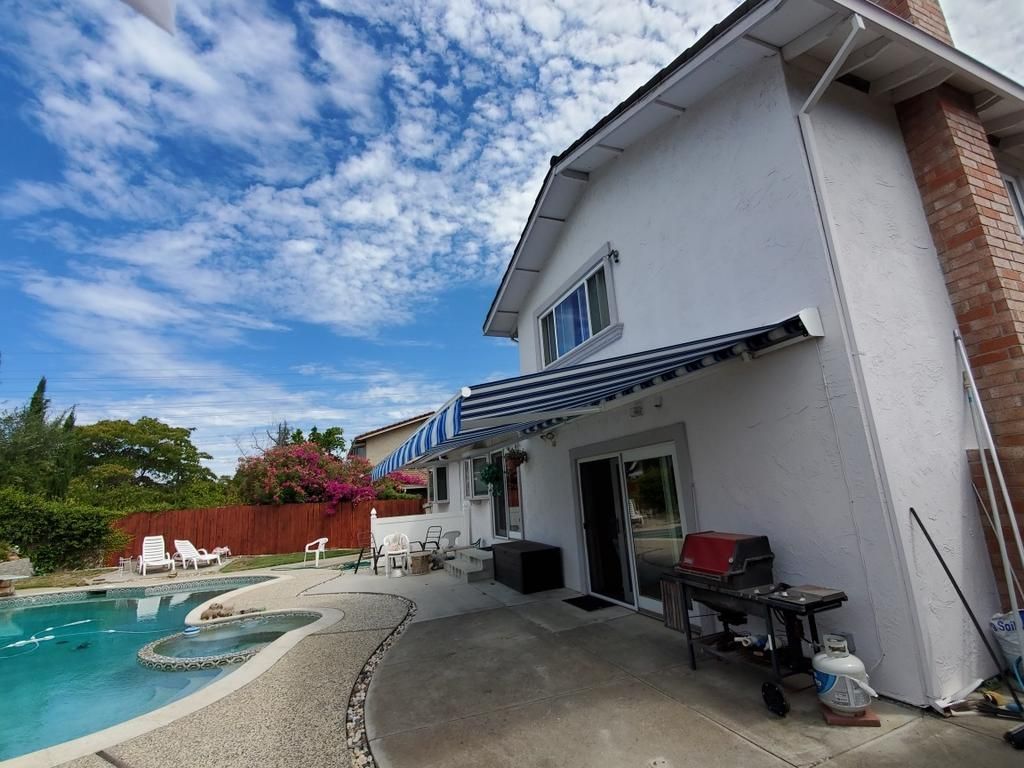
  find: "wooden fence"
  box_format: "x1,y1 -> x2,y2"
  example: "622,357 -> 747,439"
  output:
106,499 -> 423,565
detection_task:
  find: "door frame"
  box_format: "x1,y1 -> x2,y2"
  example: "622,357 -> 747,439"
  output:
569,423 -> 697,615
576,452 -> 638,610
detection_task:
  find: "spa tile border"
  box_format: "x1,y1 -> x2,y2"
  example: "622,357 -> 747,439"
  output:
137,610 -> 321,671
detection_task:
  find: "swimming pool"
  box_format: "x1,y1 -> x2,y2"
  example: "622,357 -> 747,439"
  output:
0,581 -> 267,760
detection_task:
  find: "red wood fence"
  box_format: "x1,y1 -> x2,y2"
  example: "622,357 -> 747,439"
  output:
106,499 -> 423,565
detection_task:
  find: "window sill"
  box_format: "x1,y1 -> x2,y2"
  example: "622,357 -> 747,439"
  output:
545,323 -> 624,370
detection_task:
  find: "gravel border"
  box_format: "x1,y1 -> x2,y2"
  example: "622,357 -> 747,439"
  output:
345,594 -> 417,768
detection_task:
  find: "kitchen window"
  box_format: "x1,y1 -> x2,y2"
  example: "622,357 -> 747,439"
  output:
428,465 -> 449,503
540,265 -> 612,366
463,456 -> 490,499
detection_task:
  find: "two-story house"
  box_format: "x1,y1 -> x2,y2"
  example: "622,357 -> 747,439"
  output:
373,0 -> 1024,708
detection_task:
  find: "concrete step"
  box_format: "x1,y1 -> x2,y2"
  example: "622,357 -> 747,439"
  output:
445,555 -> 494,583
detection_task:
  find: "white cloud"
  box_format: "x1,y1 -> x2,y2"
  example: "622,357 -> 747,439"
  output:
4,0 -> 1020,469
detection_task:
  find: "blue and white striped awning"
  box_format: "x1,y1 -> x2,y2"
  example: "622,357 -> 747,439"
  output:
372,308 -> 822,479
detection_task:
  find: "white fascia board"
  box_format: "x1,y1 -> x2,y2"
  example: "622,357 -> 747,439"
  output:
553,0 -> 785,175
819,0 -> 1024,103
483,0 -> 785,337
483,169 -> 556,336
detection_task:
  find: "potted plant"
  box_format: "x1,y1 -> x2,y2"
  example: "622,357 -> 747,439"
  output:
479,461 -> 504,494
504,447 -> 528,470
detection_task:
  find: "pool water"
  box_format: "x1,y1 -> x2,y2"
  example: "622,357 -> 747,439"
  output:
0,590 -> 232,760
156,614 -> 316,659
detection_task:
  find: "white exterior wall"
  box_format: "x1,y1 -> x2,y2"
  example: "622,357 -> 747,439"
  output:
371,508 -> 468,550
420,461 -> 495,545
805,74 -> 997,698
503,54 -> 992,705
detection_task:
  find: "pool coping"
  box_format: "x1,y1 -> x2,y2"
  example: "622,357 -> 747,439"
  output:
0,575 -> 342,768
0,574 -> 276,609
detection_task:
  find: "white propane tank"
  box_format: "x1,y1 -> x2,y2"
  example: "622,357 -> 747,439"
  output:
812,634 -> 877,715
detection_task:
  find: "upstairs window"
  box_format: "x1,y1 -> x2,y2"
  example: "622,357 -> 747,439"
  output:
540,265 -> 611,366
1005,174 -> 1024,235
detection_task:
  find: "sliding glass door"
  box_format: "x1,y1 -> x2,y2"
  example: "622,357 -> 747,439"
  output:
578,443 -> 685,613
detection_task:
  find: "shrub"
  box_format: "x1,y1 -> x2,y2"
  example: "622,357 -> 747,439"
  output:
234,443 -> 376,511
0,487 -> 130,573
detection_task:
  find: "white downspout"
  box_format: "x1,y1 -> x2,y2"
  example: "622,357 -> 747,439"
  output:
795,14 -> 935,703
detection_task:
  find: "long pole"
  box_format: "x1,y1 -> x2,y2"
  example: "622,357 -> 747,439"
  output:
957,332 -> 1024,688
909,507 -> 1024,717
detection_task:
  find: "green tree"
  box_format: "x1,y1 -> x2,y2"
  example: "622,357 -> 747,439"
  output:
75,417 -> 216,487
0,376 -> 78,498
307,425 -> 346,457
264,422 -> 345,456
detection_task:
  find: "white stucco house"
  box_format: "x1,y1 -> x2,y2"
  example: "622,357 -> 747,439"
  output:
372,0 -> 1024,708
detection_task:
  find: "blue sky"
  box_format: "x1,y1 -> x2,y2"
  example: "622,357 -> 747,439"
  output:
0,0 -> 1021,475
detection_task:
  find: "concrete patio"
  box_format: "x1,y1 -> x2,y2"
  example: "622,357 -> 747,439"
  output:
20,564 -> 1024,768
335,570 -> 1023,768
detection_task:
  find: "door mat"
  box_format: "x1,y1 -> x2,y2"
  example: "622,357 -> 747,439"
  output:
564,595 -> 617,612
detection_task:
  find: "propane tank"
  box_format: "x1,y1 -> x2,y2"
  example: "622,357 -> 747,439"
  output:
812,634 -> 877,715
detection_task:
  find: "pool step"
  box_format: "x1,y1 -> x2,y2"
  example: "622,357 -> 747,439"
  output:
444,548 -> 493,583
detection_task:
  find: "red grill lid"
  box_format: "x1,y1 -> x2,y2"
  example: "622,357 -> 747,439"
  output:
678,531 -> 762,576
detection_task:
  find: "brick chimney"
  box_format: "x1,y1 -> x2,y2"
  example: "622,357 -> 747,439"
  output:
879,0 -> 1024,607
873,0 -> 953,44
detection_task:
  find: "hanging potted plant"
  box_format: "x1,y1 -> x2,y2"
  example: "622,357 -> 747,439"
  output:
504,447 -> 528,470
479,461 -> 503,494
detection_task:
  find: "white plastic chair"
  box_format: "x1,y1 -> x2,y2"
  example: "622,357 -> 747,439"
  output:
304,537 -> 329,567
382,533 -> 410,577
140,535 -> 175,575
174,539 -> 223,570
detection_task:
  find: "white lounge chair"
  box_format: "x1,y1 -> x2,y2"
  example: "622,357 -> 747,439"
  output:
140,535 -> 175,575
381,533 -> 410,577
304,537 -> 329,567
174,539 -> 222,570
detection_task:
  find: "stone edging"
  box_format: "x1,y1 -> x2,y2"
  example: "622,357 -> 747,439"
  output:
346,595 -> 417,768
136,610 -> 321,671
0,575 -> 273,608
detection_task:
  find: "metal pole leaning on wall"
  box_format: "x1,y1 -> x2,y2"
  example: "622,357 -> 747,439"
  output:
956,331 -> 1024,681
909,507 -> 1024,717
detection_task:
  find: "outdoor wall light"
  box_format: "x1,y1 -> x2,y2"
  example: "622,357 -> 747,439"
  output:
539,431 -> 558,447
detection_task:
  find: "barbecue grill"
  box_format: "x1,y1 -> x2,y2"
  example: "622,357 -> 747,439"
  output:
661,530 -> 848,716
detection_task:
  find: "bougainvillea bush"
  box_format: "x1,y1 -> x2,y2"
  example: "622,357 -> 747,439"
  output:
235,443 -> 377,511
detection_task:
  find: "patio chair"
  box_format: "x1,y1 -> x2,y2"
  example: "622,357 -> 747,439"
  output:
139,535 -> 175,575
173,539 -> 222,570
304,537 -> 329,567
354,531 -> 385,575
413,525 -> 443,551
440,530 -> 461,551
381,533 -> 410,577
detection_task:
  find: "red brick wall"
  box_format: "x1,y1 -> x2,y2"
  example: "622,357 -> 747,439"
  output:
873,0 -> 953,44
885,0 -> 1024,606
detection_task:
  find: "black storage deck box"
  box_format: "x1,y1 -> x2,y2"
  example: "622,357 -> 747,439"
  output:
492,540 -> 563,594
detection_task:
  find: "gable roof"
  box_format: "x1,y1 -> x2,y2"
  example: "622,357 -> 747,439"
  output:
483,0 -> 1024,337
351,412 -> 434,444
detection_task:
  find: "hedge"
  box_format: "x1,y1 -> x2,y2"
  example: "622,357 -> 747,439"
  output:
0,487 -> 130,573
